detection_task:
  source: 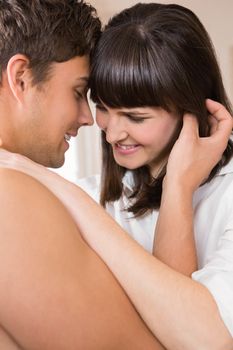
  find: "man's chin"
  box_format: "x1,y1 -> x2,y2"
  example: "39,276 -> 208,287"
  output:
33,154 -> 65,169
48,158 -> 65,169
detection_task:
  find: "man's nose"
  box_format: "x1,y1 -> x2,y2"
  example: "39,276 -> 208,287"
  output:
79,101 -> 94,126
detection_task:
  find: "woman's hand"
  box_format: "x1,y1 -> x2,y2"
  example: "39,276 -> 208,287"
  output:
165,99 -> 233,192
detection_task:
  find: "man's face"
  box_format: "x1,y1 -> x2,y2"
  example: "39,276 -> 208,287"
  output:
8,55 -> 93,167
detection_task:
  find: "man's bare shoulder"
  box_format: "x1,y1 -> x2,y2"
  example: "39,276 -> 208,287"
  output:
0,167 -> 50,194
0,167 -> 76,233
0,167 -> 61,207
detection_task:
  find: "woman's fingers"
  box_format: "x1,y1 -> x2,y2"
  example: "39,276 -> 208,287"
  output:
182,99 -> 233,141
206,99 -> 233,140
179,113 -> 199,138
208,115 -> 218,136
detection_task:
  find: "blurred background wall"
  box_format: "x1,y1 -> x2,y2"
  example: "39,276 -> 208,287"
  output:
56,0 -> 233,182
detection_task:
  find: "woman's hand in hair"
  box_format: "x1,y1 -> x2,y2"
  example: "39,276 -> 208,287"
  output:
164,99 -> 233,192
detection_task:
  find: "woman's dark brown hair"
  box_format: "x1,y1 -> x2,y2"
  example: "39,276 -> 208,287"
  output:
90,3 -> 233,217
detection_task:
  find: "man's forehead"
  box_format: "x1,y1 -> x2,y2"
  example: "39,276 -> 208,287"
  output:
49,56 -> 90,83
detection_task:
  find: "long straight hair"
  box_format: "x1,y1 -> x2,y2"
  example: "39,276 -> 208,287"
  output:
90,3 -> 233,217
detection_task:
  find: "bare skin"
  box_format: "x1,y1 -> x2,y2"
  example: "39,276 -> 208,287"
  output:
0,169 -> 164,350
0,328 -> 21,350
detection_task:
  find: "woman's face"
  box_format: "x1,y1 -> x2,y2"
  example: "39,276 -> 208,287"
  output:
96,103 -> 181,176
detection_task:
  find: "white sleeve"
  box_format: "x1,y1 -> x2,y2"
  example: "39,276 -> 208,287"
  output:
75,175 -> 101,203
192,221 -> 233,336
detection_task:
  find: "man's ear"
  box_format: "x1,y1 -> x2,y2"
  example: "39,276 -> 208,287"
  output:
6,54 -> 32,103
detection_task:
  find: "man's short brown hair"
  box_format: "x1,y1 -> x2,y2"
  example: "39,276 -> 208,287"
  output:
0,0 -> 101,84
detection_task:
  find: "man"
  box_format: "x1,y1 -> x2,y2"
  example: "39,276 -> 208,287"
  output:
0,1 -> 161,349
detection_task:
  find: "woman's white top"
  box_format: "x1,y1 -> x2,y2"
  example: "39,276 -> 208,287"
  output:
77,158 -> 233,336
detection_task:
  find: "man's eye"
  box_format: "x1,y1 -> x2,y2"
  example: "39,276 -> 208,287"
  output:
75,89 -> 88,100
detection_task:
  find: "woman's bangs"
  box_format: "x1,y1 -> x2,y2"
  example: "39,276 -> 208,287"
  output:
90,29 -> 171,110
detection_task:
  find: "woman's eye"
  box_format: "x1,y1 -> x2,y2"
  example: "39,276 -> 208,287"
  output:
96,104 -> 107,112
127,115 -> 145,123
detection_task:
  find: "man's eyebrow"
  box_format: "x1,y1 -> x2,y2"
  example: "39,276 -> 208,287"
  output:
74,77 -> 89,89
75,77 -> 89,83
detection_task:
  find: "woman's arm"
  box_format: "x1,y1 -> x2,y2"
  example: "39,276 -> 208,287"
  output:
60,175 -> 232,350
153,167 -> 197,276
153,100 -> 232,276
